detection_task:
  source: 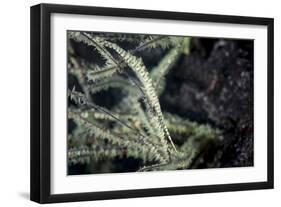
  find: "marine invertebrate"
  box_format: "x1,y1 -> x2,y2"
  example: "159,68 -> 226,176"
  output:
67,31 -> 220,173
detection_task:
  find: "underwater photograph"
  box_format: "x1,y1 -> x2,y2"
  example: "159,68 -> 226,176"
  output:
67,31 -> 254,175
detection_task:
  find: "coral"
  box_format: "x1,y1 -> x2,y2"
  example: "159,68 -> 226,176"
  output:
67,31 -> 220,173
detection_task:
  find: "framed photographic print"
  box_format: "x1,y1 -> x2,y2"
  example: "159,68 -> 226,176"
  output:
30,3 -> 274,203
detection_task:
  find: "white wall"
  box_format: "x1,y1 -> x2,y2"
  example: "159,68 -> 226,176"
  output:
0,0 -> 279,206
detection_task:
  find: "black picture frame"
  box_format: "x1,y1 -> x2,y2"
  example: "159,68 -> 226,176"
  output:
30,3 -> 274,204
